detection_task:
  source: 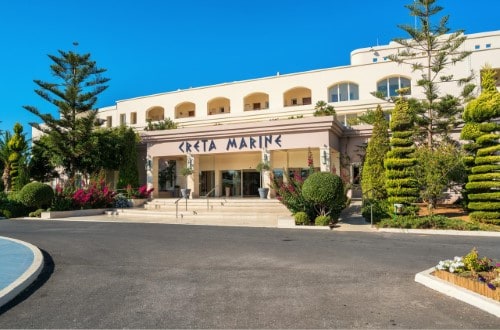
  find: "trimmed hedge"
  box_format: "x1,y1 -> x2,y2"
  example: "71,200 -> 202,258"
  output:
467,172 -> 500,182
384,158 -> 417,169
476,134 -> 500,145
471,164 -> 500,174
474,155 -> 500,165
466,181 -> 500,190
470,211 -> 500,225
467,201 -> 500,211
468,192 -> 500,200
476,145 -> 500,156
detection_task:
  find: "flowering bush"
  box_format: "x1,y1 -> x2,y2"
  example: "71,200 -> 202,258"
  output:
125,184 -> 154,199
73,180 -> 115,209
271,171 -> 316,221
436,256 -> 465,273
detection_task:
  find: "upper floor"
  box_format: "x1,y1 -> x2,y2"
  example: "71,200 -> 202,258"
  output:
96,31 -> 500,130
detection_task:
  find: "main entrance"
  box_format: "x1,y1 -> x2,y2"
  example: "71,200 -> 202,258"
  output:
220,170 -> 260,197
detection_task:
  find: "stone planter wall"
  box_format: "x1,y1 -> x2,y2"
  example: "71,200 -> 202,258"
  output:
127,198 -> 147,208
41,208 -> 108,219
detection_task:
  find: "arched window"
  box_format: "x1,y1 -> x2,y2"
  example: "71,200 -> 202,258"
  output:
283,87 -> 312,107
207,97 -> 230,115
376,76 -> 411,97
243,92 -> 269,111
146,106 -> 165,121
175,102 -> 196,119
328,82 -> 359,102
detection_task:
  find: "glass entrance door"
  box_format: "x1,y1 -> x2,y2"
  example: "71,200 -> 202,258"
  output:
199,171 -> 215,197
242,171 -> 260,197
221,170 -> 241,197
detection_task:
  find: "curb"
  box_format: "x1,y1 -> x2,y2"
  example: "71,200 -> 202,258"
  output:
378,228 -> 500,237
0,236 -> 44,309
415,267 -> 500,318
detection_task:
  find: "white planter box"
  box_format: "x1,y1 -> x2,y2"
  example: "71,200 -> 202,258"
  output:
40,208 -> 107,219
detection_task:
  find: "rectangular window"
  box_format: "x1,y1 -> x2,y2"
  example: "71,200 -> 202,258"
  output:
219,107 -> 225,113
372,58 -> 378,63
106,116 -> 112,128
302,97 -> 311,105
339,84 -> 348,102
291,98 -> 298,105
332,94 -> 339,102
486,43 -> 491,48
130,112 -> 137,124
475,45 -> 480,50
120,114 -> 126,125
188,111 -> 195,117
253,103 -> 261,110
389,77 -> 399,96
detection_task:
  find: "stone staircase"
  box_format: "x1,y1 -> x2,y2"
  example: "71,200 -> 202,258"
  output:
114,198 -> 292,227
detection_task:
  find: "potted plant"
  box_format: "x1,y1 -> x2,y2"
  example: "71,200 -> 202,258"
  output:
256,160 -> 271,199
224,184 -> 231,197
180,167 -> 193,198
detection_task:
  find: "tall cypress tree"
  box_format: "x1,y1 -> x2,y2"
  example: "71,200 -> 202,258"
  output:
24,50 -> 110,179
361,105 -> 390,199
384,97 -> 419,208
461,68 -> 500,225
389,0 -> 474,147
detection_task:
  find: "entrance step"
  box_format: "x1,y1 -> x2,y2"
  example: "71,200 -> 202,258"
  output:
116,198 -> 292,227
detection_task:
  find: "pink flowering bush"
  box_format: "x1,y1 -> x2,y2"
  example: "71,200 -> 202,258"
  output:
73,179 -> 116,209
125,184 -> 154,199
271,171 -> 315,222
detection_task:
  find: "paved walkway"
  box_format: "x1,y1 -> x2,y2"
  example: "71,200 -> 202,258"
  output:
0,235 -> 44,308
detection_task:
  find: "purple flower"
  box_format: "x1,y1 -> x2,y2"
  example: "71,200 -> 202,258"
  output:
487,283 -> 496,290
478,275 -> 486,283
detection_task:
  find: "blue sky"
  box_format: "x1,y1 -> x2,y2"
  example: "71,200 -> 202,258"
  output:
1,0 -> 499,139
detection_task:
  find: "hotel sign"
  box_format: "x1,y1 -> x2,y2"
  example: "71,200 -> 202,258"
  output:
178,134 -> 282,153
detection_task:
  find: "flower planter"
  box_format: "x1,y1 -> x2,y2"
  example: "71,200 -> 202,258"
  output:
127,198 -> 147,208
258,188 -> 269,199
433,270 -> 499,301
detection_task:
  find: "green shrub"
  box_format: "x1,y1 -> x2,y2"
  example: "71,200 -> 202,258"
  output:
302,172 -> 346,221
468,192 -> 500,201
314,215 -> 331,226
294,211 -> 310,225
0,196 -> 28,218
19,182 -> 54,209
466,181 -> 500,190
468,172 -> 500,182
384,158 -> 417,169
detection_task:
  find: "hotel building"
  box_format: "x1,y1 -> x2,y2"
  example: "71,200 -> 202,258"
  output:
93,31 -> 500,199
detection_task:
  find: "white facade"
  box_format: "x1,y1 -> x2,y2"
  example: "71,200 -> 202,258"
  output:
94,30 -> 500,198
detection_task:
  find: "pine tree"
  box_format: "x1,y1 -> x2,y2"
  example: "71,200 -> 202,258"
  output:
24,50 -> 110,179
361,105 -> 390,199
461,67 -> 500,225
389,0 -> 474,147
384,97 -> 419,208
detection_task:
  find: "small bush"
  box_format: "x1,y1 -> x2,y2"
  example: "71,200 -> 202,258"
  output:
114,194 -> 130,208
294,211 -> 309,225
19,182 -> 54,209
378,215 -> 499,231
29,209 -> 44,218
315,215 -> 331,226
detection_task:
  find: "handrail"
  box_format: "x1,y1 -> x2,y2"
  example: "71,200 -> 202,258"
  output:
174,197 -> 185,218
205,185 -> 219,211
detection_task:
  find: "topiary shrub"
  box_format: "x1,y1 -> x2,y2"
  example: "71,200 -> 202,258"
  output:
302,172 -> 346,221
294,211 -> 309,225
18,182 -> 54,209
314,215 -> 331,226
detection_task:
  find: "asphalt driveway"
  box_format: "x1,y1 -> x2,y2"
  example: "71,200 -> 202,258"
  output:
0,220 -> 498,328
